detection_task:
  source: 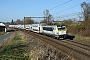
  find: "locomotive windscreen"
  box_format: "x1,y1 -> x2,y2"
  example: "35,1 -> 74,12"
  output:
58,27 -> 65,30
57,25 -> 66,30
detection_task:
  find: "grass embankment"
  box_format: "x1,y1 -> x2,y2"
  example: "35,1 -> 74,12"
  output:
0,32 -> 6,36
0,31 -> 29,60
74,36 -> 90,44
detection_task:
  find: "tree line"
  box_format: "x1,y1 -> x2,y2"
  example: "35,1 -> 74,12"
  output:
67,2 -> 90,37
11,18 -> 35,25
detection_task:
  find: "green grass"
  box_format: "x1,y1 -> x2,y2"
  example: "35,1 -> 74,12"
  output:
0,31 -> 30,60
74,36 -> 90,44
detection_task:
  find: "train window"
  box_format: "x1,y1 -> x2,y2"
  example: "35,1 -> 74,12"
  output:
43,27 -> 53,31
33,25 -> 38,27
33,29 -> 38,31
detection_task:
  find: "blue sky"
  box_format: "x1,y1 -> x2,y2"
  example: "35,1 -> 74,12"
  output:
0,0 -> 89,22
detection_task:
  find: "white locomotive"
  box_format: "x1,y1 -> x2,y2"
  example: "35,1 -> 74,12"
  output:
42,25 -> 67,39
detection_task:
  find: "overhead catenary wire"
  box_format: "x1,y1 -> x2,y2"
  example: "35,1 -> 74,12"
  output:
54,0 -> 89,15
32,0 -> 89,21
49,0 -> 72,10
33,0 -> 73,16
53,0 -> 89,20
56,12 -> 81,18
54,4 -> 80,15
54,12 -> 83,21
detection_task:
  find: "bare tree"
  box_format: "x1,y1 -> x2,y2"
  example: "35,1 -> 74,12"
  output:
43,9 -> 53,25
16,19 -> 21,24
81,2 -> 90,20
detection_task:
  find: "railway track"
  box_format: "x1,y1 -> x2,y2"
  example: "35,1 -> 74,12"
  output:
62,40 -> 90,51
24,30 -> 90,60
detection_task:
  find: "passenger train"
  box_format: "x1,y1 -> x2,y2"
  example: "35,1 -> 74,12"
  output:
9,24 -> 67,39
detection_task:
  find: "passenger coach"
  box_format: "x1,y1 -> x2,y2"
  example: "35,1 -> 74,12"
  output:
32,24 -> 42,33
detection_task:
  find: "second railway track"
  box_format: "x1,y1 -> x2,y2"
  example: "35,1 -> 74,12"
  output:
23,30 -> 90,60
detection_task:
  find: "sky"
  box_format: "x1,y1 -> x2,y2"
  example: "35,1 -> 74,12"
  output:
0,0 -> 90,22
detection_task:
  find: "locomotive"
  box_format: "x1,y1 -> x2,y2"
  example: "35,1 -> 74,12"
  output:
42,25 -> 67,39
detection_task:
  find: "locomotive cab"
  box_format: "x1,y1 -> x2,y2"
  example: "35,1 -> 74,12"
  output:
55,25 -> 67,39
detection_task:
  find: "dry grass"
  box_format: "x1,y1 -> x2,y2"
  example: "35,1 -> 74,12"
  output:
0,32 -> 6,36
74,36 -> 90,44
67,19 -> 90,44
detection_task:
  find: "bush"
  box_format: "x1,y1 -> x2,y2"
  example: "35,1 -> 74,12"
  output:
67,18 -> 90,37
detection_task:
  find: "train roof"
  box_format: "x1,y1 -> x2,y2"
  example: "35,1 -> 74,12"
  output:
25,24 -> 32,25
32,24 -> 42,26
42,25 -> 66,27
42,25 -> 56,27
0,22 -> 5,26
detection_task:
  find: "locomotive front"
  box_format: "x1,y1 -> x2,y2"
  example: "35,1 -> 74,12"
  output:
56,25 -> 67,39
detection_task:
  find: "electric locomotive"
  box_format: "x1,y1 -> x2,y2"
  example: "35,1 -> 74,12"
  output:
42,25 -> 67,39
